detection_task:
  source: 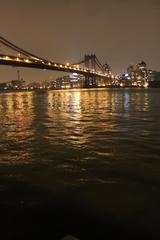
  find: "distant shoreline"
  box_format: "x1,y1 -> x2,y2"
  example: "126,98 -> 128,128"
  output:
0,86 -> 160,94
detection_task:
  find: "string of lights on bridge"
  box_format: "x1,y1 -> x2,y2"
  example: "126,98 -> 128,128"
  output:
0,36 -> 113,79
0,54 -> 111,78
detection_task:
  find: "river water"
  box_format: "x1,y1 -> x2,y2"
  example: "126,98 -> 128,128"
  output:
0,88 -> 160,239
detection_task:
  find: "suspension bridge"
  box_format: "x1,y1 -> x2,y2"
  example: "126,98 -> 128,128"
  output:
0,36 -> 111,85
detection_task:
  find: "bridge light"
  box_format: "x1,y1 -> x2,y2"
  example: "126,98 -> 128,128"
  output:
66,63 -> 70,66
32,57 -> 40,61
48,62 -> 51,66
16,57 -> 20,61
60,64 -> 63,68
5,56 -> 9,60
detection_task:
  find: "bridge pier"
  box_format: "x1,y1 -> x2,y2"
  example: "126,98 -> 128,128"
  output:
84,75 -> 97,88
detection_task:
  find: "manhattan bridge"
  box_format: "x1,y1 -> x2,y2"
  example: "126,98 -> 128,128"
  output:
0,36 -> 112,86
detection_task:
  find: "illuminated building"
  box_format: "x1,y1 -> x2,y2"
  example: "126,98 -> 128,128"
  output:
11,79 -> 26,89
0,82 -> 10,90
123,61 -> 153,87
149,71 -> 160,87
11,70 -> 26,89
53,73 -> 85,89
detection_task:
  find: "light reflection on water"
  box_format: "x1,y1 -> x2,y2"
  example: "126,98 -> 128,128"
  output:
0,89 -> 160,187
1,88 -> 160,238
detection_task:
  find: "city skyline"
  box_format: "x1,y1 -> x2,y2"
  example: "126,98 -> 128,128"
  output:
0,0 -> 160,82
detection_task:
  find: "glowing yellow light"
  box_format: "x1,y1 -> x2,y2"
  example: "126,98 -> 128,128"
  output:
144,82 -> 149,88
24,59 -> 31,63
32,57 -> 40,61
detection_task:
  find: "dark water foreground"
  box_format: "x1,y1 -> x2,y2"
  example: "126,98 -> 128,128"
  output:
0,89 -> 160,239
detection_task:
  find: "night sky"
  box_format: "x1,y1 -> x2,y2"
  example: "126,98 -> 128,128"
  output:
0,0 -> 160,83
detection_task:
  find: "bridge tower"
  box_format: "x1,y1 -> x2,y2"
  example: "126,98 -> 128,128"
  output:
84,54 -> 97,87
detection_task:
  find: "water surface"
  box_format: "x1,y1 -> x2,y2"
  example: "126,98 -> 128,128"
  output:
0,88 -> 160,239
